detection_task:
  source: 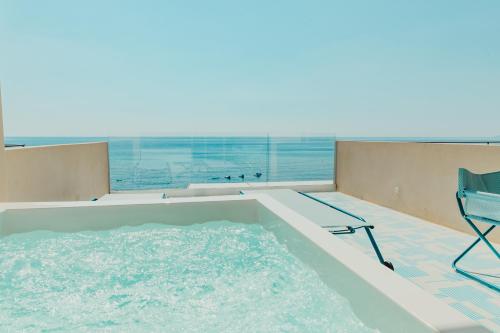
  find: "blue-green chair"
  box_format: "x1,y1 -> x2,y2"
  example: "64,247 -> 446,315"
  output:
454,168 -> 500,292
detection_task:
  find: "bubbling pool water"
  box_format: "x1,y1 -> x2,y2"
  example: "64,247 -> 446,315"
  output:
0,221 -> 378,332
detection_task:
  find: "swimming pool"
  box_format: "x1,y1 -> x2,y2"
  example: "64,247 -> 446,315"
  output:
0,195 -> 489,332
1,221 -> 377,332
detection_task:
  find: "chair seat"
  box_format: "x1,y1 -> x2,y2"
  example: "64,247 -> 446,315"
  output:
464,190 -> 500,223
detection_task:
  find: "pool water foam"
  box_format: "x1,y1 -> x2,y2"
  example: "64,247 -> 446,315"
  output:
0,221 -> 378,332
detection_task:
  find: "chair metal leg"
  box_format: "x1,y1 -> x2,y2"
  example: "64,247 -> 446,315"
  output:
464,218 -> 499,259
454,193 -> 499,291
364,227 -> 394,270
298,192 -> 394,270
452,224 -> 499,292
327,226 -> 355,235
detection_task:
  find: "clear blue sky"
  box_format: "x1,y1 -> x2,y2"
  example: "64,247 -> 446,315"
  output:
1,1 -> 499,137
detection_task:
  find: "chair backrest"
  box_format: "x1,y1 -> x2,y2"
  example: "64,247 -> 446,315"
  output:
458,168 -> 500,198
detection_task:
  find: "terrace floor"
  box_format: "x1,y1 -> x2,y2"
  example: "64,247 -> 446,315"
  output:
309,192 -> 499,332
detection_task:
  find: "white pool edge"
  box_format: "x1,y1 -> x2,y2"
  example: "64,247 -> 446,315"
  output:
250,193 -> 488,333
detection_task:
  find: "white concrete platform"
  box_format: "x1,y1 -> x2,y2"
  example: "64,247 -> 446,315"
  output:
187,180 -> 334,190
99,192 -> 166,201
112,180 -> 335,198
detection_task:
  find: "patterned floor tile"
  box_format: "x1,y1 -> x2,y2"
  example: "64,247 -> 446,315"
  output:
309,192 -> 499,332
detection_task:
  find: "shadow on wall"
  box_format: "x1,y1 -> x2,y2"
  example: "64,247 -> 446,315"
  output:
336,141 -> 500,243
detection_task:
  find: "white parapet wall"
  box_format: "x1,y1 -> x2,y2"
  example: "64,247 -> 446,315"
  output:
3,142 -> 110,202
0,89 -> 110,202
336,141 -> 500,242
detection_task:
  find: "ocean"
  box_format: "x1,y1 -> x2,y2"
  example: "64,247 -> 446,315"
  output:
4,137 -> 335,191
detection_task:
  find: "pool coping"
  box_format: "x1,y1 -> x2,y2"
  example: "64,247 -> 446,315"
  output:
251,193 -> 490,333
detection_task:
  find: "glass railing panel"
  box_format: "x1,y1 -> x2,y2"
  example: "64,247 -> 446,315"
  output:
191,136 -> 269,184
108,135 -> 335,191
267,136 -> 335,183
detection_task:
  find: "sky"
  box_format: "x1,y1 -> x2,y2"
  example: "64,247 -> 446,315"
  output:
0,0 -> 499,137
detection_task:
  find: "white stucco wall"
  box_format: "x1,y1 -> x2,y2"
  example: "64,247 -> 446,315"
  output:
336,141 -> 500,242
0,90 -> 110,202
5,142 -> 110,202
